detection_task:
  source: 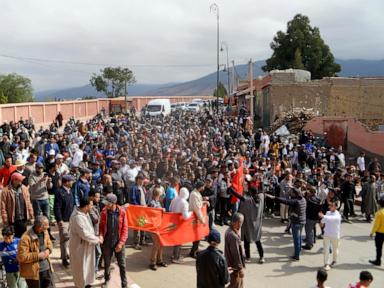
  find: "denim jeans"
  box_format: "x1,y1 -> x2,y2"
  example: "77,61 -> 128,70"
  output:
291,223 -> 304,258
32,199 -> 50,218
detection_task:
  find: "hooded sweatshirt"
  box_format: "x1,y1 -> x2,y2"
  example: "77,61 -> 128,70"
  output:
169,187 -> 192,219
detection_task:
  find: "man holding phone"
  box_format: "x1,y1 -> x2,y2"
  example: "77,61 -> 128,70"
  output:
29,162 -> 55,241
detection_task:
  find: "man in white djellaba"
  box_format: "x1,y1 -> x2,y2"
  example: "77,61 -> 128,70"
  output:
69,197 -> 100,288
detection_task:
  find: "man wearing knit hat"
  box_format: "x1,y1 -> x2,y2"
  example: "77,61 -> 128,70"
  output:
196,229 -> 229,288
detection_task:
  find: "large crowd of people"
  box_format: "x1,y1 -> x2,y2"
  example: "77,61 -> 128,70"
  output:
0,105 -> 382,288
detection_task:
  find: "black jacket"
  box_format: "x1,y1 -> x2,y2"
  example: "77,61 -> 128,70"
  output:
277,196 -> 307,225
306,196 -> 321,220
196,246 -> 229,288
54,186 -> 74,222
341,181 -> 356,200
201,187 -> 217,212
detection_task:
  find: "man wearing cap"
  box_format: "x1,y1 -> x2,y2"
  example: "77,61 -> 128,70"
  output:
14,158 -> 30,187
44,136 -> 59,158
99,193 -> 128,288
196,228 -> 229,288
1,172 -> 34,237
54,174 -> 75,268
73,167 -> 92,207
55,154 -> 69,176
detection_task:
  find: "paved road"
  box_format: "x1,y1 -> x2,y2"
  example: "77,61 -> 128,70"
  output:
52,214 -> 383,288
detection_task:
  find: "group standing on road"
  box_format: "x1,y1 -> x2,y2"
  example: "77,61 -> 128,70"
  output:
0,105 -> 382,288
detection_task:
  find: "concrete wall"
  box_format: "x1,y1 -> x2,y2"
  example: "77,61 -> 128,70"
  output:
327,78 -> 384,119
261,77 -> 384,127
267,82 -> 329,123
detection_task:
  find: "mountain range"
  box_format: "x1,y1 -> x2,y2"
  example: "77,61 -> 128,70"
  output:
34,59 -> 384,101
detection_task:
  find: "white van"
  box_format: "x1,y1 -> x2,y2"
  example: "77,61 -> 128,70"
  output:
146,99 -> 171,117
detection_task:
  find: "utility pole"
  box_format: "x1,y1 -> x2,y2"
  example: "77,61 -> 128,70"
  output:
124,80 -> 127,112
210,3 -> 219,113
231,60 -> 236,94
220,41 -> 230,105
249,59 -> 254,119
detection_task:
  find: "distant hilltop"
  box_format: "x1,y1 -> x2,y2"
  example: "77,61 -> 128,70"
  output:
35,58 -> 384,101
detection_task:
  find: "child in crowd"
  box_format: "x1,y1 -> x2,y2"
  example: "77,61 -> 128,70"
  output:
0,226 -> 27,288
311,269 -> 331,288
348,271 -> 373,288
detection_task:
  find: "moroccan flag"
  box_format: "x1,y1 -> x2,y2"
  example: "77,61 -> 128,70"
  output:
230,158 -> 244,204
126,205 -> 209,246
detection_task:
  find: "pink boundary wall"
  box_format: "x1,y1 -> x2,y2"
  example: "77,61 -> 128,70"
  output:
305,117 -> 384,158
0,96 -> 213,127
0,99 -> 111,126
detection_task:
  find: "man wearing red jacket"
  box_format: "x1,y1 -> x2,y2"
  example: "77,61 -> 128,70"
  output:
99,193 -> 128,288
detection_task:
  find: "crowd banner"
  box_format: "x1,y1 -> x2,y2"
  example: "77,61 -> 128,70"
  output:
126,205 -> 209,246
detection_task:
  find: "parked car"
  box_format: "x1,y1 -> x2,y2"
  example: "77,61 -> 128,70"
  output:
186,102 -> 200,113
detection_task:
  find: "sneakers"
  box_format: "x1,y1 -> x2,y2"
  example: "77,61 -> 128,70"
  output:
289,256 -> 299,261
259,257 -> 265,264
171,258 -> 184,264
324,265 -> 331,271
245,258 -> 251,263
302,245 -> 313,250
156,262 -> 168,267
369,260 -> 381,266
330,261 -> 337,267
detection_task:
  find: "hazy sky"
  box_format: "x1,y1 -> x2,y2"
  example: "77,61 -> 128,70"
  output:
0,0 -> 383,91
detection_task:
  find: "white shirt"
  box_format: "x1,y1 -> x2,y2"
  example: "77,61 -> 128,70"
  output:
321,210 -> 341,238
357,156 -> 365,172
337,153 -> 345,168
71,149 -> 84,167
125,167 -> 140,183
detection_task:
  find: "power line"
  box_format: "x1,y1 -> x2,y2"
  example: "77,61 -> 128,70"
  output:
0,53 -> 217,68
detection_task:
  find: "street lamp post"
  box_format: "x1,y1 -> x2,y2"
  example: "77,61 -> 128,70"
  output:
210,3 -> 219,113
220,41 -> 230,102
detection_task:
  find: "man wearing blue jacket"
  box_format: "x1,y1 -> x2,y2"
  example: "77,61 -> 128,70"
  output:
72,168 -> 92,207
0,226 -> 27,288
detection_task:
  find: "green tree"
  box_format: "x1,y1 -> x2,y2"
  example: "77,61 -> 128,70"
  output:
0,73 -> 34,103
213,82 -> 227,98
90,67 -> 136,98
0,91 -> 8,104
262,14 -> 341,79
